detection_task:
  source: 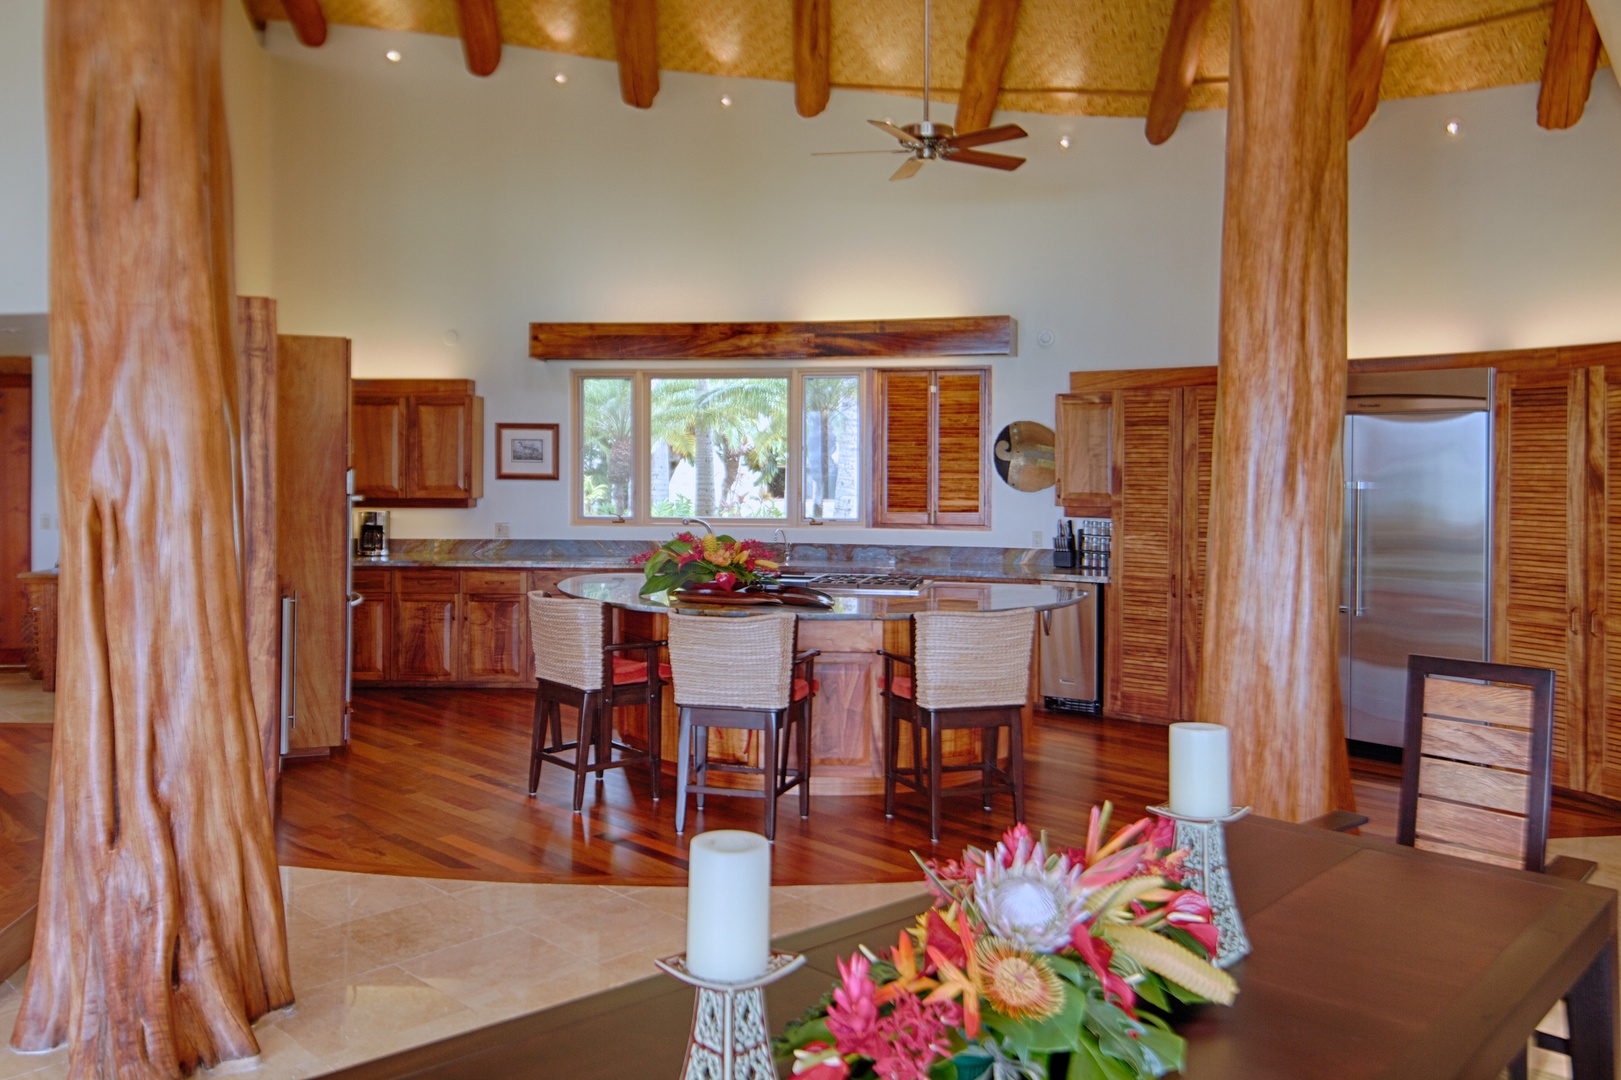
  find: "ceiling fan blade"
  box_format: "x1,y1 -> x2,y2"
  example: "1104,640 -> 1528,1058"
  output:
869,119 -> 917,143
890,157 -> 925,181
945,123 -> 1029,150
944,148 -> 1025,171
812,149 -> 911,156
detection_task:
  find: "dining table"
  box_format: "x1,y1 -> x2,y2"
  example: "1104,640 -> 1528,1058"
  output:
323,813 -> 1618,1079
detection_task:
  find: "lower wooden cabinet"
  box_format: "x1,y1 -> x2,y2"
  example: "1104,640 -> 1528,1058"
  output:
351,569 -> 392,684
462,571 -> 531,684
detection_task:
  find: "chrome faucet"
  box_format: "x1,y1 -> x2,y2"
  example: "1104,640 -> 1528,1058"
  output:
772,528 -> 792,564
681,516 -> 717,536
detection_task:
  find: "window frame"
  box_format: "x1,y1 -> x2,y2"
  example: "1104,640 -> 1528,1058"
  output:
571,367 -> 869,528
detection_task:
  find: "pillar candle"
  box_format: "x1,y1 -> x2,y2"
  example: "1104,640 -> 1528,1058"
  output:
1169,722 -> 1231,819
686,830 -> 771,982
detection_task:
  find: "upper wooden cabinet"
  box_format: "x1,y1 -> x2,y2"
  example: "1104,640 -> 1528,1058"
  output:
352,379 -> 484,507
1054,393 -> 1113,515
873,368 -> 989,528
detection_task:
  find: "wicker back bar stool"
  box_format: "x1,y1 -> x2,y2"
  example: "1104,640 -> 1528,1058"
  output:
527,593 -> 666,812
666,611 -> 819,841
878,607 -> 1035,842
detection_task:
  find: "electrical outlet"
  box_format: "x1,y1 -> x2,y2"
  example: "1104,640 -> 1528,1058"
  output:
40,515 -> 54,531
1032,529 -> 1042,547
494,522 -> 511,539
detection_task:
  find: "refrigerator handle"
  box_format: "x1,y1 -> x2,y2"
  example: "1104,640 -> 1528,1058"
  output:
1353,482 -> 1368,617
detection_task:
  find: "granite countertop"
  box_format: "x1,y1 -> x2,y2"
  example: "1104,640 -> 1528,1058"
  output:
555,572 -> 1095,620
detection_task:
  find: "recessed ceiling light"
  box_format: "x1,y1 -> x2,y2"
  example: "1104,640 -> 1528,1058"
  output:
385,49 -> 402,62
1058,135 -> 1071,149
1444,119 -> 1462,137
554,72 -> 568,84
719,94 -> 733,108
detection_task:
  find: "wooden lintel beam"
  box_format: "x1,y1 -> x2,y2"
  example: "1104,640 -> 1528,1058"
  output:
1538,0 -> 1602,129
528,316 -> 1016,361
1145,0 -> 1214,145
1347,0 -> 1400,138
610,0 -> 659,109
281,0 -> 328,47
793,0 -> 831,117
956,0 -> 1022,135
454,0 -> 503,77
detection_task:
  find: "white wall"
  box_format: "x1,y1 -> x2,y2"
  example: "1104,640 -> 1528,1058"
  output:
30,354 -> 55,569
223,1 -> 276,295
0,0 -> 47,316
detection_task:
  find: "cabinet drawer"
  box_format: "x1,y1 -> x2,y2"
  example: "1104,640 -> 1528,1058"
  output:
395,569 -> 459,595
352,568 -> 391,594
463,570 -> 527,595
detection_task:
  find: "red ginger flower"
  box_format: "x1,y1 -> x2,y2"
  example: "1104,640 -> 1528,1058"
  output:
1071,925 -> 1138,1017
827,954 -> 883,1058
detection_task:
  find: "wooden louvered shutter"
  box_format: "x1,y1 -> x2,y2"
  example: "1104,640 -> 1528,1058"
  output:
1107,388 -> 1183,720
873,369 -> 989,528
1493,367 -> 1588,789
1179,384 -> 1218,722
875,371 -> 933,526
1593,365 -> 1621,797
935,371 -> 988,527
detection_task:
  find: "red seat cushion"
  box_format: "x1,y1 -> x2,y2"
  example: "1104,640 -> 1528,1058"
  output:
612,657 -> 674,685
792,677 -> 820,702
878,674 -> 914,700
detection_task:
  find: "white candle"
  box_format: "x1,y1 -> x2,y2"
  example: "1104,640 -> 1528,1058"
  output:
1169,722 -> 1231,819
686,830 -> 772,982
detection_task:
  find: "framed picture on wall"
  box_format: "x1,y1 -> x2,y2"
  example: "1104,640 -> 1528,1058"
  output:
495,423 -> 560,480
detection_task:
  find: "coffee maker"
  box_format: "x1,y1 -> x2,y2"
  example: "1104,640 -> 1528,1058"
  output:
355,510 -> 390,559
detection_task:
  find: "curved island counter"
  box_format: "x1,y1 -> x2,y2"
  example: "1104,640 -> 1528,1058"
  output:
556,573 -> 1091,797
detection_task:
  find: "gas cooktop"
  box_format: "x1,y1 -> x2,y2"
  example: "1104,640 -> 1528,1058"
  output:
798,573 -> 928,595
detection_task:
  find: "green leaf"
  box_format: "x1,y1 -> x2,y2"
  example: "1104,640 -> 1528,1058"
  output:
1131,976 -> 1168,1011
981,984 -> 1089,1055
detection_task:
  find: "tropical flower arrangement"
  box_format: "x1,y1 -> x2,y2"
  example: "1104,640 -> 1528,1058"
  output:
633,532 -> 781,596
776,806 -> 1239,1080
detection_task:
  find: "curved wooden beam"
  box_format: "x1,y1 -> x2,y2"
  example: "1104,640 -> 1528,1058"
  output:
792,0 -> 831,117
1538,0 -> 1602,129
610,0 -> 659,109
453,0 -> 502,77
281,0 -> 327,47
1347,0 -> 1400,137
1145,0 -> 1213,145
956,0 -> 1022,135
1202,0 -> 1355,822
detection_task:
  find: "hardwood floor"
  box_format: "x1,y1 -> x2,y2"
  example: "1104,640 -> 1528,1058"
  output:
0,724 -> 50,976
274,688 -> 1621,886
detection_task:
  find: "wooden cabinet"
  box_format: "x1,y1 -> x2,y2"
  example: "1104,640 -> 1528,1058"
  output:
352,379 -> 484,507
393,570 -> 460,682
873,369 -> 989,528
350,568 -> 392,683
1493,366 -> 1619,793
1060,368 -> 1217,724
462,570 -> 531,684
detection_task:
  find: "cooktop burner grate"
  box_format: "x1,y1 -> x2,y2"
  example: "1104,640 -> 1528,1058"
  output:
805,573 -> 927,595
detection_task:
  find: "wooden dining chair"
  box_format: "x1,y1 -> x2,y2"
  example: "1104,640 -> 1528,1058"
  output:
666,611 -> 818,842
878,607 -> 1034,843
1398,654 -> 1597,1080
527,593 -> 666,812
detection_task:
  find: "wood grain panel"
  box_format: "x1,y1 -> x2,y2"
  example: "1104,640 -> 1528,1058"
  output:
1420,714 -> 1535,770
878,371 -> 932,524
351,395 -> 405,499
0,372 -> 30,665
1412,836 -> 1522,869
350,592 -> 391,683
1069,365 -> 1218,393
529,317 -> 1016,361
235,299 -> 279,806
1145,0 -> 1213,144
1110,388 -> 1181,720
1413,798 -> 1526,861
395,596 -> 459,682
1417,757 -> 1530,815
411,397 -> 474,501
278,335 -> 352,751
1055,393 -> 1113,513
1180,384 -> 1216,722
464,593 -> 528,683
1421,677 -> 1534,727
1493,370 -> 1585,788
935,371 -> 987,522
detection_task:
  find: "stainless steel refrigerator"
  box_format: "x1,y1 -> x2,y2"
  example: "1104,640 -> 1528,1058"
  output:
1339,372 -> 1490,746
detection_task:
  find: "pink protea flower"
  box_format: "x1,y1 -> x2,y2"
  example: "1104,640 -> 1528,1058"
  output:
970,827 -> 1093,953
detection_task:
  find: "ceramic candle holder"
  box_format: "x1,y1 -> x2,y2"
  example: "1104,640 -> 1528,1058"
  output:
657,951 -> 806,1080
1148,804 -> 1252,970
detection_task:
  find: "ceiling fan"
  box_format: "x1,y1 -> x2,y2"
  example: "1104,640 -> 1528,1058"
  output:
817,0 -> 1028,181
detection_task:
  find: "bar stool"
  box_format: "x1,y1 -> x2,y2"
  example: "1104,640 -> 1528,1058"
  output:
878,607 -> 1034,842
666,611 -> 819,841
527,593 -> 666,812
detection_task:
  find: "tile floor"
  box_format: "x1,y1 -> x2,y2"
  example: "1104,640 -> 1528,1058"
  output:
0,673 -> 1608,1079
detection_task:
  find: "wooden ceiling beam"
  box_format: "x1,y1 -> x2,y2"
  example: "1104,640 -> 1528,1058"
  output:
529,317 -> 1015,361
1538,0 -> 1603,129
792,0 -> 831,118
453,0 -> 503,77
281,0 -> 328,47
1347,0 -> 1400,137
1145,0 -> 1213,145
610,0 -> 660,109
956,0 -> 1023,136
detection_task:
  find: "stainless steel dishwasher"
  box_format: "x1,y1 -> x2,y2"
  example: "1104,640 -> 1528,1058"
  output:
1040,587 -> 1100,714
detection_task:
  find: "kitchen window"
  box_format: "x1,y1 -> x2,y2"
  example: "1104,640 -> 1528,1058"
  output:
575,371 -> 863,526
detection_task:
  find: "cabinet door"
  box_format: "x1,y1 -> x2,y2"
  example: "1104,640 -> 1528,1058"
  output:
1179,385 -> 1217,722
352,395 -> 407,500
875,371 -> 934,526
463,571 -> 530,684
1494,368 -> 1588,789
394,571 -> 460,682
1593,366 -> 1621,797
410,395 -> 476,501
1055,392 -> 1114,515
1106,388 -> 1183,721
351,594 -> 392,682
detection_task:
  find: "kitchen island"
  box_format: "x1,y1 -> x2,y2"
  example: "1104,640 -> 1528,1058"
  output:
558,573 -> 1091,796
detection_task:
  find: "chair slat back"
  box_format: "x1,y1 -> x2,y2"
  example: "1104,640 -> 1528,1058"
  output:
1398,655 -> 1555,873
529,593 -> 609,691
666,612 -> 795,710
912,608 -> 1034,710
